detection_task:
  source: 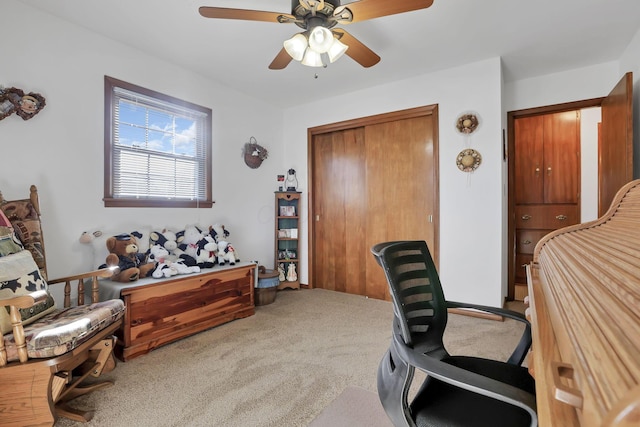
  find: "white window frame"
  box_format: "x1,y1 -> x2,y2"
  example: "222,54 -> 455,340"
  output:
104,76 -> 213,208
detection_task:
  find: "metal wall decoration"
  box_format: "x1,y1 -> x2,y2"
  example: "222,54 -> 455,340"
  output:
0,87 -> 46,121
242,136 -> 269,169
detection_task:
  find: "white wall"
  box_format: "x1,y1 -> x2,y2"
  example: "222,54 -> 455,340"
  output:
1,1 -> 284,303
581,107 -> 601,222
283,58 -> 506,306
503,62 -> 621,112
619,27 -> 640,178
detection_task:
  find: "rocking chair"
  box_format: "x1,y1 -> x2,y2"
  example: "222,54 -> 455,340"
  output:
0,185 -> 125,426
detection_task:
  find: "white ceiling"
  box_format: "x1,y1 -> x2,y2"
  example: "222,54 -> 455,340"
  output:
20,0 -> 640,108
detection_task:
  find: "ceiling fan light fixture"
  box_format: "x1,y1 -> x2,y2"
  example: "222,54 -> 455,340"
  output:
301,48 -> 324,67
327,36 -> 348,63
308,26 -> 334,54
283,33 -> 308,62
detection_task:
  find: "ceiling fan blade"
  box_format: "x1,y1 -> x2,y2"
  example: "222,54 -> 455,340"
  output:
334,29 -> 380,67
269,48 -> 293,70
344,0 -> 434,23
199,7 -> 295,23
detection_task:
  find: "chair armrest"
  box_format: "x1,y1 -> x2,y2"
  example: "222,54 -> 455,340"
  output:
48,268 -> 115,307
447,300 -> 527,323
0,290 -> 51,365
0,290 -> 50,310
446,301 -> 532,365
393,334 -> 537,426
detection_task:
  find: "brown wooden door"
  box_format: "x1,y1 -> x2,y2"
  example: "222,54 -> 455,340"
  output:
310,106 -> 438,300
508,72 -> 634,301
599,72 -> 633,216
514,115 -> 544,204
543,112 -> 580,204
312,127 -> 368,296
511,110 -> 580,300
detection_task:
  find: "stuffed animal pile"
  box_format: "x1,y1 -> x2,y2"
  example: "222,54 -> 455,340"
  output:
80,222 -> 242,281
149,244 -> 201,278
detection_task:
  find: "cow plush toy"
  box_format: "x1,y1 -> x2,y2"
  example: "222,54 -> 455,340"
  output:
149,228 -> 180,262
216,240 -> 238,266
174,224 -> 204,266
196,234 -> 217,268
104,233 -> 155,282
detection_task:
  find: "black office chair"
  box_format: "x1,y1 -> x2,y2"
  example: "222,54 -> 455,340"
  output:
371,241 -> 537,427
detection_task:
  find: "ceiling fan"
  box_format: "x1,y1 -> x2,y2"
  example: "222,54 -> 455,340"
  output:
199,0 -> 434,70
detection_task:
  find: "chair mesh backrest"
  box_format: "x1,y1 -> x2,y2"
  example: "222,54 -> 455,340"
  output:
372,241 -> 448,352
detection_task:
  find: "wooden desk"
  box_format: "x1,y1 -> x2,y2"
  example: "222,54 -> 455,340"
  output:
526,179 -> 640,426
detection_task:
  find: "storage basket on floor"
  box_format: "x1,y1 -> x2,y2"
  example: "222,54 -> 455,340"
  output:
255,266 -> 279,306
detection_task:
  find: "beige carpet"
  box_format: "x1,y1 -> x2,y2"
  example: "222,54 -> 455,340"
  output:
55,288 -> 527,427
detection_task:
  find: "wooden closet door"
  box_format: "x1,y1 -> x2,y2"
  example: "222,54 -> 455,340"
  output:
310,107 -> 437,301
312,128 -> 368,295
365,116 -> 436,299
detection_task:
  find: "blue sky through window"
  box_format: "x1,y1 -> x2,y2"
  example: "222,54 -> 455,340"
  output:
117,99 -> 197,157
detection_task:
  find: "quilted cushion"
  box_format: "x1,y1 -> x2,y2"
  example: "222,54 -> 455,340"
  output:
0,196 -> 47,278
0,227 -> 23,256
11,219 -> 46,279
0,210 -> 22,256
2,299 -> 125,362
0,250 -> 56,334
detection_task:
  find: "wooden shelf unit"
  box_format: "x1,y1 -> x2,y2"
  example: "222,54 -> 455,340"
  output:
275,191 -> 300,290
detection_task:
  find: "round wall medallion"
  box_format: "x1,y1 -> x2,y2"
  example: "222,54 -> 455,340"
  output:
456,148 -> 482,172
455,113 -> 480,134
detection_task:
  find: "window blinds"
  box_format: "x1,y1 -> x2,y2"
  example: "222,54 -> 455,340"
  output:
111,86 -> 208,201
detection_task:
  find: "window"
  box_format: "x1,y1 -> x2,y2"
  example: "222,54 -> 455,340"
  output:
104,76 -> 212,208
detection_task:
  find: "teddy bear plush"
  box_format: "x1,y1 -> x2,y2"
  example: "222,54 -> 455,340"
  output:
104,233 -> 156,282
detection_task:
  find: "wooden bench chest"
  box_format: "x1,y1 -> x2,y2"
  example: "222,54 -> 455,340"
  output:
102,262 -> 256,361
